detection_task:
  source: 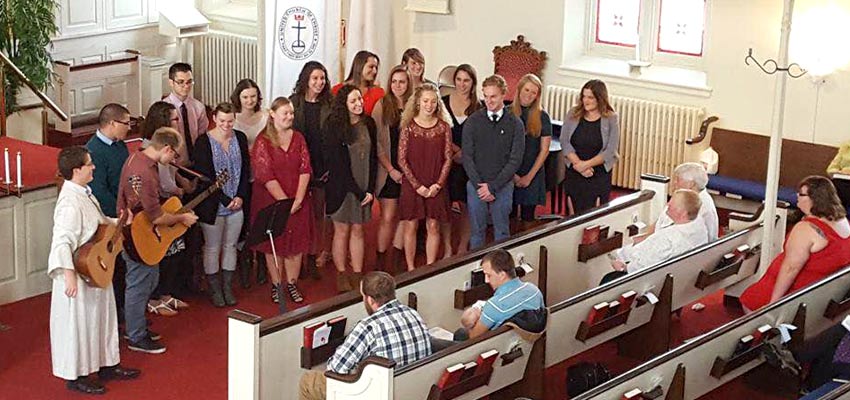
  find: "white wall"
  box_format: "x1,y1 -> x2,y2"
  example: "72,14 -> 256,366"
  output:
398,0 -> 850,147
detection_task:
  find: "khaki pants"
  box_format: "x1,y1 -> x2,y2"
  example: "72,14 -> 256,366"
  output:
299,370 -> 327,400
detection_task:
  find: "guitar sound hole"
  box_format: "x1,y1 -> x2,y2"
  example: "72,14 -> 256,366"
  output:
106,242 -> 114,252
152,226 -> 162,241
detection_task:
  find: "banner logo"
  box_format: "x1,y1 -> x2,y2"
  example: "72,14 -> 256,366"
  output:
278,6 -> 319,60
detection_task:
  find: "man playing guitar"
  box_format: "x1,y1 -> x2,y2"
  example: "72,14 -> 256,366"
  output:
116,127 -> 198,354
49,146 -> 140,394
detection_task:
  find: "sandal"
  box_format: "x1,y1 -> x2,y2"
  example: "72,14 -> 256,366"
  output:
164,297 -> 189,309
286,282 -> 304,303
147,300 -> 177,317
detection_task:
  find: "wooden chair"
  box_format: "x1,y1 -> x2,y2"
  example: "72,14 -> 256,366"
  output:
492,35 -> 547,101
437,65 -> 457,97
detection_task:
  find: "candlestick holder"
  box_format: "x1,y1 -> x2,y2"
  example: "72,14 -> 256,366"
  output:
0,180 -> 22,197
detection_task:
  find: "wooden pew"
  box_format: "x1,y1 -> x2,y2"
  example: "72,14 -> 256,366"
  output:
325,324 -> 541,400
545,215 -> 775,368
573,265 -> 850,400
227,178 -> 666,400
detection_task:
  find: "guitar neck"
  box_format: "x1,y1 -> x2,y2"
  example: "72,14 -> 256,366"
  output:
178,184 -> 222,213
110,209 -> 131,242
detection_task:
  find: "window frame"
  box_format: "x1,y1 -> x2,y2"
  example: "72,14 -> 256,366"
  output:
586,0 -> 709,70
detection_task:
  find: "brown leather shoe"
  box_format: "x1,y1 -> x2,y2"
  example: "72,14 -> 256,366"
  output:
336,272 -> 351,293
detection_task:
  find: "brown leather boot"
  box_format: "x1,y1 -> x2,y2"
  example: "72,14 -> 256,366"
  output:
349,272 -> 363,291
336,272 -> 351,293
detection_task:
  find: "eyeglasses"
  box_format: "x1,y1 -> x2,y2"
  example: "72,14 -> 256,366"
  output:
113,120 -> 133,127
173,79 -> 194,86
797,192 -> 809,197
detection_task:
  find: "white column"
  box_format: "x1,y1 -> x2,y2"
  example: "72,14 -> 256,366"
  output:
228,311 -> 262,400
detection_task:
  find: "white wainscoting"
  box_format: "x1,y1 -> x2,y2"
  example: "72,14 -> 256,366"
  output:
0,188 -> 59,305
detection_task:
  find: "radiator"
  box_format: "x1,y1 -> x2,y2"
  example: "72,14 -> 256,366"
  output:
543,85 -> 705,190
196,31 -> 258,106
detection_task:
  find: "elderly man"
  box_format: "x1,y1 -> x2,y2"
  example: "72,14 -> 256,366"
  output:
606,190 -> 708,280
648,162 -> 719,242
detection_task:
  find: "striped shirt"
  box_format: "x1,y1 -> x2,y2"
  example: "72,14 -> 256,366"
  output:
327,300 -> 431,375
480,278 -> 545,329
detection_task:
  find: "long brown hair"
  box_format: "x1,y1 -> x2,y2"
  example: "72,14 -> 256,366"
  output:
799,175 -> 846,221
262,97 -> 293,148
345,50 -> 379,88
569,79 -> 614,120
379,65 -> 412,128
453,64 -> 481,116
510,74 -> 544,138
400,83 -> 451,128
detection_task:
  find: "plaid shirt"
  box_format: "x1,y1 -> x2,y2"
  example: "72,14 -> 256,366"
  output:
327,300 -> 432,374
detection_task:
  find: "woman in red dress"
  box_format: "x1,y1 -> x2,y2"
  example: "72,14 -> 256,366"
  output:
332,50 -> 385,116
741,176 -> 850,311
250,97 -> 313,305
398,84 -> 453,271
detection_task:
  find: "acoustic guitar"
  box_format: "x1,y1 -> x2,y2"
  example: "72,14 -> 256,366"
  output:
73,176 -> 141,287
131,170 -> 230,265
73,207 -> 131,288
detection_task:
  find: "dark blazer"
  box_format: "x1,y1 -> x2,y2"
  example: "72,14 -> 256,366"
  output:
291,93 -> 332,179
192,130 -> 252,225
323,117 -> 378,215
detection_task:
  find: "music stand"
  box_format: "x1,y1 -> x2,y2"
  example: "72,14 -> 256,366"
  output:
247,199 -> 294,315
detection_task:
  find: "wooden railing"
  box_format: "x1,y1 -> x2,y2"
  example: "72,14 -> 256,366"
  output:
0,51 -> 69,142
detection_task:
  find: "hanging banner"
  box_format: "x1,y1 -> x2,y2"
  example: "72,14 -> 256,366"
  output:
265,0 -> 341,100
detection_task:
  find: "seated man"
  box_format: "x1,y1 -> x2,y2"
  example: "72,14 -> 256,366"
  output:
604,190 -> 708,283
461,249 -> 545,340
299,272 -> 431,400
645,162 -> 719,242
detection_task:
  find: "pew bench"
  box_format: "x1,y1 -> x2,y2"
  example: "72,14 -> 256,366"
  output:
325,323 -> 544,400
573,264 -> 850,400
686,127 -> 838,209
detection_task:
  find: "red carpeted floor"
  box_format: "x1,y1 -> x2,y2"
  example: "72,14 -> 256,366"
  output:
0,188 -> 793,400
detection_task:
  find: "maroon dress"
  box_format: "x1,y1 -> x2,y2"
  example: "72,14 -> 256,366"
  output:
398,119 -> 453,221
249,131 -> 314,256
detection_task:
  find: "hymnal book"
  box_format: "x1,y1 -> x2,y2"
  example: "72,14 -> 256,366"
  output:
607,300 -> 621,317
586,302 -> 609,324
735,244 -> 751,257
302,321 -> 326,348
311,324 -> 332,349
715,253 -> 736,270
733,334 -> 755,356
327,316 -> 347,341
619,291 -> 637,309
622,388 -> 643,400
833,172 -> 850,181
428,326 -> 455,342
599,224 -> 610,240
460,361 -> 478,380
475,349 -> 499,374
436,363 -> 466,388
582,225 -> 601,245
752,324 -> 772,344
471,268 -> 485,287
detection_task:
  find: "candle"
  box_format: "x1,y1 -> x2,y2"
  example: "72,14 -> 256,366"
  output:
3,148 -> 9,184
16,152 -> 21,188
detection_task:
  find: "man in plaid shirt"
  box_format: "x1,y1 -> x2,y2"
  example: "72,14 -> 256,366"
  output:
299,272 -> 432,400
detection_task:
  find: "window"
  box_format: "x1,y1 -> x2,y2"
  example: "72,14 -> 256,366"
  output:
592,0 -> 707,64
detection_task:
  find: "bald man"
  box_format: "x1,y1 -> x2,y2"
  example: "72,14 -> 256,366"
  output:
610,189 -> 708,275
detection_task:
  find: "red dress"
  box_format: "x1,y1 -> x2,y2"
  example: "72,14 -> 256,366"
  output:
331,83 -> 385,116
249,131 -> 314,256
398,119 -> 453,222
741,217 -> 850,311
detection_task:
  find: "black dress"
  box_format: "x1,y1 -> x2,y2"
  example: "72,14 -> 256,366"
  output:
564,118 -> 611,214
444,95 -> 469,203
378,123 -> 402,199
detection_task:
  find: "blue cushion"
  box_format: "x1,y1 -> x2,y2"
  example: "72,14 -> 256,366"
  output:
799,380 -> 843,399
707,174 -> 798,206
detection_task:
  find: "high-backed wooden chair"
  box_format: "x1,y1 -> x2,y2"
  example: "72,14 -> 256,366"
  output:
437,65 -> 457,97
492,35 -> 547,101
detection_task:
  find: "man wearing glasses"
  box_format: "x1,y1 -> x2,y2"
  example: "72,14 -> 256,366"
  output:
87,103 -> 133,321
163,62 -> 209,165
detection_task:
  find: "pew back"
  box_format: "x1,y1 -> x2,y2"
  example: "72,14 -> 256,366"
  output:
575,265 -> 850,400
545,222 -> 766,367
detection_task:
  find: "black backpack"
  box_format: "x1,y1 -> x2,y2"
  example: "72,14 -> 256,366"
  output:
566,362 -> 611,397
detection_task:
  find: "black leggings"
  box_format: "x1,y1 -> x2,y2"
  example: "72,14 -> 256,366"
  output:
511,205 -> 537,222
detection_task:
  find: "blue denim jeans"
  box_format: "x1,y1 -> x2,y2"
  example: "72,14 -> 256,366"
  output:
467,181 -> 514,249
122,252 -> 159,343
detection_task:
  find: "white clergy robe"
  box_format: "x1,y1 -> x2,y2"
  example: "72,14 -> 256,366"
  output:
48,180 -> 120,380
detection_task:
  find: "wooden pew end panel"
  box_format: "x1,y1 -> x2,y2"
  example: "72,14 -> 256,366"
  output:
325,356 -> 396,400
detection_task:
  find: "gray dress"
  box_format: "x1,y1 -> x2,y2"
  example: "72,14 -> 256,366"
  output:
330,123 -> 373,224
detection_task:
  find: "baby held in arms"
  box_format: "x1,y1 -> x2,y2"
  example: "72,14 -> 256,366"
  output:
461,301 -> 486,331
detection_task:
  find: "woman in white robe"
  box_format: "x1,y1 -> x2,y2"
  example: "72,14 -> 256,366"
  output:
48,146 -> 139,394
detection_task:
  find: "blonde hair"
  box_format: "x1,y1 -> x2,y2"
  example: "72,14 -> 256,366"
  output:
672,189 -> 702,221
400,83 -> 450,128
262,97 -> 293,148
510,74 -> 544,138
